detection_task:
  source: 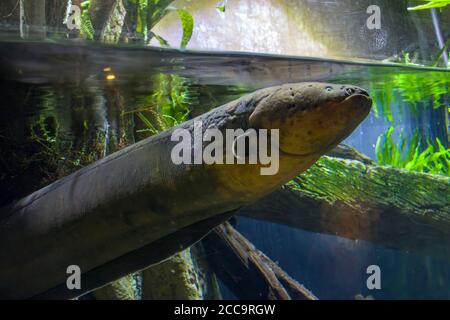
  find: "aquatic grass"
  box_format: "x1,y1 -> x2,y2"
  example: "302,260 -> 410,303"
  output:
144,0 -> 194,49
408,0 -> 450,11
21,87 -> 110,191
367,67 -> 449,176
129,74 -> 191,136
368,68 -> 449,121
394,72 -> 448,110
135,0 -> 148,34
431,40 -> 449,67
130,0 -> 173,40
149,7 -> 194,48
80,1 -> 95,40
369,79 -> 394,121
147,0 -> 176,30
375,126 -> 450,176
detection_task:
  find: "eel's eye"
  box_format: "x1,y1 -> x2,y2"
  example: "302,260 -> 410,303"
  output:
325,86 -> 333,92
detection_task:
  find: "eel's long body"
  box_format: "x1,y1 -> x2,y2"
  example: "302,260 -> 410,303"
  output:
0,82 -> 371,299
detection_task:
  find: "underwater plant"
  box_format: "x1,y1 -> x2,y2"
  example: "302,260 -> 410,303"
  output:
27,89 -> 109,173
375,126 -> 450,176
216,0 -> 228,13
80,1 -> 95,40
369,68 -> 449,121
408,0 -> 450,11
77,0 -> 194,48
150,7 -> 194,48
132,0 -> 194,48
128,74 -> 192,136
431,40 -> 449,67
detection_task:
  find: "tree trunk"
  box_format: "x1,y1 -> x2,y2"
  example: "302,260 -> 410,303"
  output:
20,0 -> 46,39
0,0 -> 21,34
89,0 -> 126,43
45,0 -> 69,37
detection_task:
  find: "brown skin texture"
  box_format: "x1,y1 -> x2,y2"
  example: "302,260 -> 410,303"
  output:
214,82 -> 372,200
0,82 -> 371,299
249,83 -> 372,155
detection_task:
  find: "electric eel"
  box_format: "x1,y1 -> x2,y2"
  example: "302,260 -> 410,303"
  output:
0,82 -> 372,299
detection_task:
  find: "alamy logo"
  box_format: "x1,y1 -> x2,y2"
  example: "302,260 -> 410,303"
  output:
366,265 -> 381,290
170,121 -> 280,175
361,5 -> 386,50
366,5 -> 381,30
64,4 -> 81,31
66,265 -> 81,290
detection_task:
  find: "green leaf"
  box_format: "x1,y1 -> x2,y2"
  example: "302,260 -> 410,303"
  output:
375,135 -> 384,164
216,0 -> 227,13
405,130 -> 419,163
152,33 -> 170,47
405,147 -> 420,170
375,125 -> 449,176
217,5 -> 226,12
431,40 -> 449,67
137,112 -> 159,135
81,1 -> 91,10
176,9 -> 194,49
80,1 -> 94,40
408,0 -> 450,11
217,4 -> 226,12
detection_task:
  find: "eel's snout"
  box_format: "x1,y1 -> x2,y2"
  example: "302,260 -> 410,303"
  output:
343,86 -> 370,98
249,82 -> 372,156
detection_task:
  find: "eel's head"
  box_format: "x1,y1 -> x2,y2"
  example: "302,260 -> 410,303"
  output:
249,82 -> 372,156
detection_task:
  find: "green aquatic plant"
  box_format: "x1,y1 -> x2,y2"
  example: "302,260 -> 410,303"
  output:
369,68 -> 449,121
369,79 -> 394,122
150,7 -> 194,48
394,72 -> 448,109
29,113 -> 106,171
408,0 -> 450,11
375,126 -> 450,175
129,0 -> 194,48
175,9 -> 194,49
431,40 -> 449,67
129,74 -> 192,136
216,0 -> 227,13
80,1 -> 95,40
135,0 -> 148,34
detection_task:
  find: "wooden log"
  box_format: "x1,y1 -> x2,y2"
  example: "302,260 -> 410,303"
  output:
240,156 -> 450,258
88,0 -> 118,41
203,222 -> 317,300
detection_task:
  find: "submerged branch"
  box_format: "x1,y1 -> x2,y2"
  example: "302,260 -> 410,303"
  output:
203,222 -> 317,300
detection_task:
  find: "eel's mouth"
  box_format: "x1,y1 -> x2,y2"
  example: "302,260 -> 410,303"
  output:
344,92 -> 372,103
